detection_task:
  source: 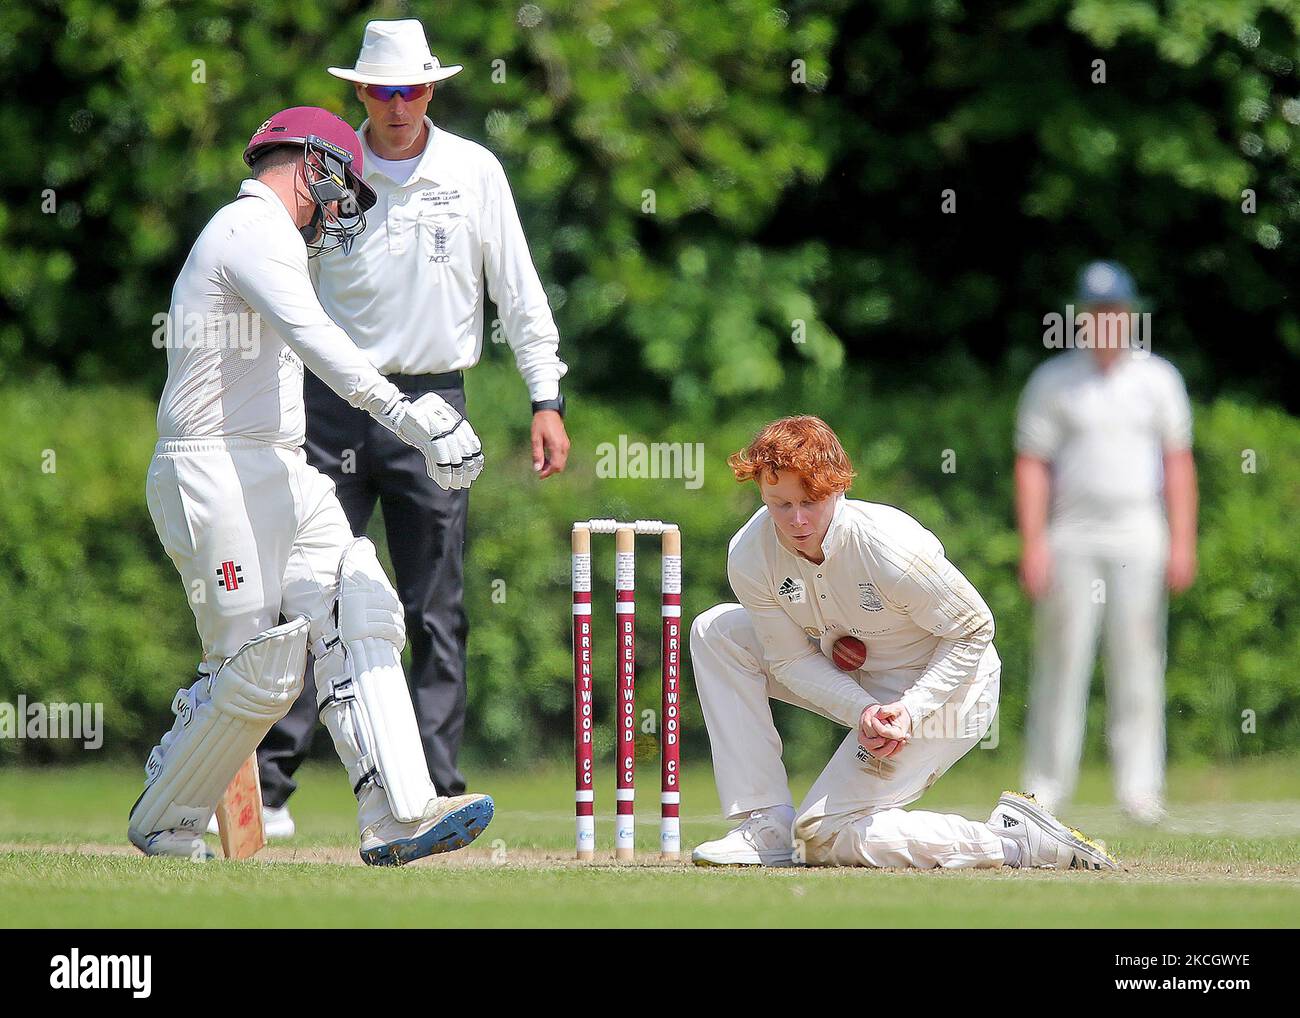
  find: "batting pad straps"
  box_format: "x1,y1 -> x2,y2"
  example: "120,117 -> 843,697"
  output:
129,617 -> 309,840
315,538 -> 438,823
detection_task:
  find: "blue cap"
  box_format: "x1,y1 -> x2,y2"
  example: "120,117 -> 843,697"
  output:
1075,260 -> 1138,305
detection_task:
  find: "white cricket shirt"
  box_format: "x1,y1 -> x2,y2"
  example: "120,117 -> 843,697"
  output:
310,118 -> 567,399
1016,350 -> 1193,532
156,179 -> 401,444
727,497 -> 998,728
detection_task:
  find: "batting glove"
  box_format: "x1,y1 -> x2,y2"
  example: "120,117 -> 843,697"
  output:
376,393 -> 484,490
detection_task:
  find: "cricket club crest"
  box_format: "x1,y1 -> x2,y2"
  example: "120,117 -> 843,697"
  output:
859,581 -> 883,611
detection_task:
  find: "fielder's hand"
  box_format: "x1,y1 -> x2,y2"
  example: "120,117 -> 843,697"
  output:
858,702 -> 911,759
1019,536 -> 1053,601
1166,540 -> 1197,593
377,392 -> 484,490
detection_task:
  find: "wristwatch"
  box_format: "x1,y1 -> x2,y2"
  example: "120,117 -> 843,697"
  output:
531,395 -> 566,418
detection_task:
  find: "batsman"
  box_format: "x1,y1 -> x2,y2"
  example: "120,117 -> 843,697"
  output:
129,107 -> 494,864
690,416 -> 1117,870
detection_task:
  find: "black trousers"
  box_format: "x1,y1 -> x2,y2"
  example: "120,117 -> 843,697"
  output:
257,370 -> 470,804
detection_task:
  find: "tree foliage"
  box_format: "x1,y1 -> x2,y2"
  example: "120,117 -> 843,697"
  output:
2,1 -> 1299,405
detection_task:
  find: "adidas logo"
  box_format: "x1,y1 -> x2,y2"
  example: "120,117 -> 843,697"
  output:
1001,815 -> 1022,829
777,576 -> 806,603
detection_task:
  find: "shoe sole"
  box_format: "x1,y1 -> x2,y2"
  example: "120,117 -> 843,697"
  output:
360,796 -> 495,867
1001,793 -> 1119,871
692,851 -> 795,868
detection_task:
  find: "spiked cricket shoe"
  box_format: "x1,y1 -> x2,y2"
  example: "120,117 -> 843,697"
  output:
360,793 -> 494,866
692,810 -> 794,867
989,791 -> 1119,871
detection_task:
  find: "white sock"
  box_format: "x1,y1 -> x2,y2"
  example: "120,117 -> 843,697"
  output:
999,836 -> 1023,868
751,804 -> 795,828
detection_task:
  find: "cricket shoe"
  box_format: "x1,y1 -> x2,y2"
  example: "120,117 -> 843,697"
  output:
988,791 -> 1119,871
692,809 -> 795,867
359,793 -> 495,867
205,804 -> 296,839
129,827 -> 216,861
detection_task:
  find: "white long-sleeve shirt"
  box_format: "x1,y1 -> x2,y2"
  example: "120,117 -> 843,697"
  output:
310,117 -> 567,400
726,497 -> 998,729
156,178 -> 401,444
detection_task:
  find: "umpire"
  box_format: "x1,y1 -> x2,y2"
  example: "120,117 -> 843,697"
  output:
256,19 -> 569,822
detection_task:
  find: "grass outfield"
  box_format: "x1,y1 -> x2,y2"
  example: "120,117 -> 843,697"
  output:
1,756 -> 1297,927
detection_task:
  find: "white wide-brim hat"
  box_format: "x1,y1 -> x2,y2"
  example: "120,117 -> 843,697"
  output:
328,19 -> 462,86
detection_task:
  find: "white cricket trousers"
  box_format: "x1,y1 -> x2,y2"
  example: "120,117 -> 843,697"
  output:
145,437 -> 359,677
1022,526 -> 1169,812
690,603 -> 1005,868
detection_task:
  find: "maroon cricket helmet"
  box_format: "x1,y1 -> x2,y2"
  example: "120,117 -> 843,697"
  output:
244,106 -> 377,255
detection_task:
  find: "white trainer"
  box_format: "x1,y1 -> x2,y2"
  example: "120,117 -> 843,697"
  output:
988,791 -> 1119,871
692,810 -> 794,867
204,804 -> 296,839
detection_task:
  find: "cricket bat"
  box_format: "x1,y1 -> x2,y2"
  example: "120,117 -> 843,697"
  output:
215,754 -> 266,860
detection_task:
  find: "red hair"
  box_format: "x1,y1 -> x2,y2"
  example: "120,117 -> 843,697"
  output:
727,415 -> 856,501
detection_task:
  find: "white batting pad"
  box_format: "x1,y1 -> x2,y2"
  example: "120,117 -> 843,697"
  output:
315,538 -> 438,822
129,616 -> 309,841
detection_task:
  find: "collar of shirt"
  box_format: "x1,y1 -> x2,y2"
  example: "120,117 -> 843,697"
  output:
235,177 -> 304,244
236,177 -> 290,216
820,494 -> 850,558
1072,346 -> 1150,379
357,116 -> 441,186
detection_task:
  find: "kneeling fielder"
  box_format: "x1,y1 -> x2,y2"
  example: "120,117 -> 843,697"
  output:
130,107 -> 492,865
690,416 -> 1117,870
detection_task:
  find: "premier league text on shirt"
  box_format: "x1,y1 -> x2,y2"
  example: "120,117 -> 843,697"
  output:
151,307 -> 261,359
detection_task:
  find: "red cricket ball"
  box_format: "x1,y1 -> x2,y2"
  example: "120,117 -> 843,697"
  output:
831,635 -> 867,671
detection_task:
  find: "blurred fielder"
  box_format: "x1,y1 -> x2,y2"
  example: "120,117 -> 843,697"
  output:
131,107 -> 494,864
1016,261 -> 1197,824
689,416 -> 1116,870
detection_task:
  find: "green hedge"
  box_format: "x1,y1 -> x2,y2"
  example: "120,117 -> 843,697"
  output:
2,363 -> 1297,771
